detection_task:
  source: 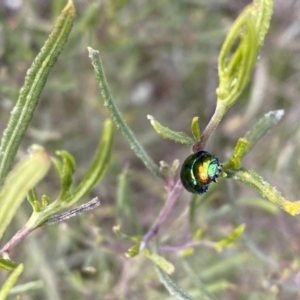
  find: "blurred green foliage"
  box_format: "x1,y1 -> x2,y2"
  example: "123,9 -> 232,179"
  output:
1,0 -> 300,299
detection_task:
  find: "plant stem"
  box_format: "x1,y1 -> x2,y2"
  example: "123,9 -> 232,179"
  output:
0,226 -> 31,255
140,179 -> 184,250
193,101 -> 227,152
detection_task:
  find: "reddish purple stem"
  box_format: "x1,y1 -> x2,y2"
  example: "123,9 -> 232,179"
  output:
140,179 -> 184,250
0,226 -> 32,255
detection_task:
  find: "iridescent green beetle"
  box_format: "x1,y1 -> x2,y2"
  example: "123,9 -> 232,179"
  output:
180,151 -> 222,194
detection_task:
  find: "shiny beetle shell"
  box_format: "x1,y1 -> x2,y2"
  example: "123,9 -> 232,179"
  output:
180,151 -> 222,194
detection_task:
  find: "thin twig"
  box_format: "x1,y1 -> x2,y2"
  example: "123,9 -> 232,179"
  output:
0,197 -> 101,255
0,226 -> 32,255
47,197 -> 100,224
140,179 -> 184,250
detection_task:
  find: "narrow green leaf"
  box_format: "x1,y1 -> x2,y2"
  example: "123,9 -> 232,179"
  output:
224,110 -> 284,170
145,250 -> 175,274
125,244 -> 140,258
0,258 -> 18,272
216,224 -> 246,251
252,0 -> 273,47
218,0 -> 272,106
227,168 -> 300,216
226,43 -> 243,77
217,6 -> 255,101
216,0 -> 273,108
244,109 -> 284,155
9,280 -> 43,295
223,138 -> 249,170
147,115 -> 194,145
54,151 -> 76,198
228,18 -> 258,104
41,195 -> 51,207
16,118 -> 113,233
26,188 -> 40,212
0,146 -> 51,241
112,225 -> 142,243
72,119 -> 113,203
156,266 -> 195,300
0,1 -> 76,186
191,117 -> 200,141
88,47 -> 164,180
0,264 -> 24,300
51,157 -> 63,177
178,248 -> 195,257
219,16 -> 258,107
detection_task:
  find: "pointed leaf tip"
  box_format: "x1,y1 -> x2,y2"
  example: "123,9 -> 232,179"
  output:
0,0 -> 76,186
191,117 -> 200,141
147,115 -> 194,145
63,0 -> 76,13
